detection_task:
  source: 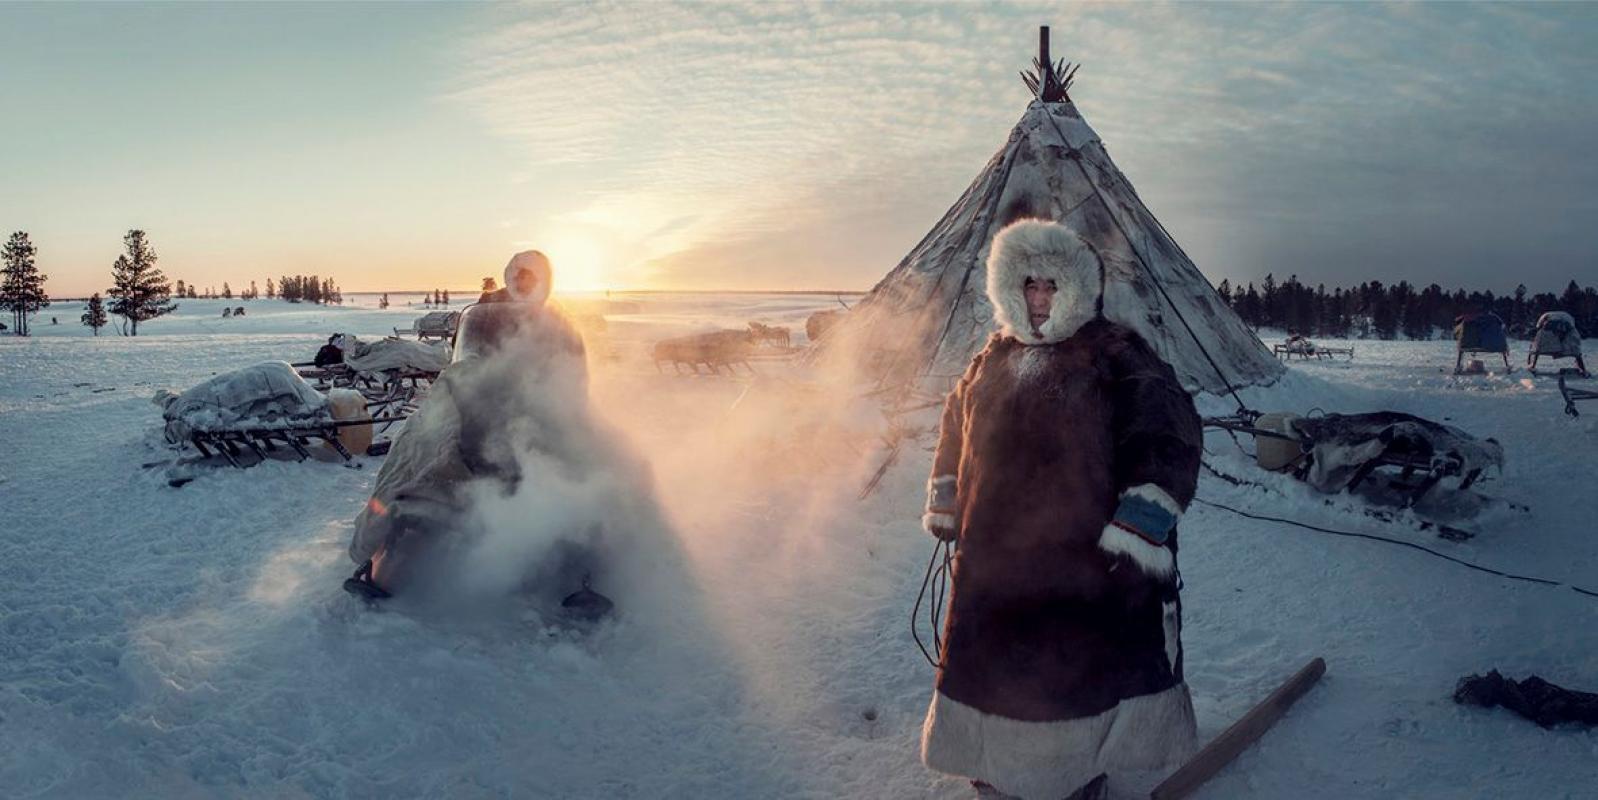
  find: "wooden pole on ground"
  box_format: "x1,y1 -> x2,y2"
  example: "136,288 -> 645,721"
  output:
1150,657 -> 1327,800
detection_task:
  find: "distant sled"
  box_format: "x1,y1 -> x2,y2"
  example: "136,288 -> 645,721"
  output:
1527,311 -> 1588,377
1452,311 -> 1513,375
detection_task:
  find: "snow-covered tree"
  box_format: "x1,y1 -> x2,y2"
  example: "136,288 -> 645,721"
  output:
266,277 -> 276,299
1,231 -> 50,336
482,276 -> 496,293
81,292 -> 107,335
248,280 -> 258,300
222,282 -> 233,299
106,230 -> 177,336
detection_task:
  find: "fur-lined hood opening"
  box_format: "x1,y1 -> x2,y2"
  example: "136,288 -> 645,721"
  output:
985,219 -> 1103,345
504,250 -> 553,306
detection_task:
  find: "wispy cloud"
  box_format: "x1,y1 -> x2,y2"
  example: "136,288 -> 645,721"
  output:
447,1 -> 1598,290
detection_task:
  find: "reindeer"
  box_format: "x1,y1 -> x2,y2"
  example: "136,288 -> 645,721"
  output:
653,330 -> 755,375
747,321 -> 792,349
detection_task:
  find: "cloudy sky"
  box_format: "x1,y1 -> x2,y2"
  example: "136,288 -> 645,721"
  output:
3,1 -> 1595,296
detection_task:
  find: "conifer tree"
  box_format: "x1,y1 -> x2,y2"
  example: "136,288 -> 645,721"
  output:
81,292 -> 108,335
106,230 -> 177,336
1,231 -> 50,336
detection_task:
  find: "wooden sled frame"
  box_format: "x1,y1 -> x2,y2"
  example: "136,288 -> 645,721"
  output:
1203,415 -> 1484,509
185,414 -> 405,470
1272,343 -> 1354,361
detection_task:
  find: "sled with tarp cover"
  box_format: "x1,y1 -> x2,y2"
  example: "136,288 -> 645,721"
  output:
151,361 -> 407,485
1204,410 -> 1510,538
294,334 -> 449,421
1272,334 -> 1353,361
1453,311 -> 1512,375
1527,311 -> 1587,377
393,310 -> 461,342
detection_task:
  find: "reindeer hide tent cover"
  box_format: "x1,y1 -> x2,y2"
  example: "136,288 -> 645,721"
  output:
822,90 -> 1282,396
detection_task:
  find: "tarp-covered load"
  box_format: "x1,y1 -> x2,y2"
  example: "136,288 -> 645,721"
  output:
1454,311 -> 1508,354
1289,411 -> 1503,494
1530,311 -> 1583,361
341,337 -> 452,378
415,310 -> 461,341
155,361 -> 329,442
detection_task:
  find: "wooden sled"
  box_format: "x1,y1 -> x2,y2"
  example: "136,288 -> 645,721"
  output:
1204,415 -> 1489,510
163,412 -> 407,486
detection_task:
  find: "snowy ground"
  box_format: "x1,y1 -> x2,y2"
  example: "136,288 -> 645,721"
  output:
3,300 -> 1596,799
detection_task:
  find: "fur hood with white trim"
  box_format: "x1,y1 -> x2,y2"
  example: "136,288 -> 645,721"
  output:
503,250 -> 553,306
985,219 -> 1103,345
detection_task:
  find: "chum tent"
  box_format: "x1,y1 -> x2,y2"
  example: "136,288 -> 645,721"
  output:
817,28 -> 1282,398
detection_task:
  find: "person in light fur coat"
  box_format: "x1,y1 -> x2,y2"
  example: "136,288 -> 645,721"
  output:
920,219 -> 1203,800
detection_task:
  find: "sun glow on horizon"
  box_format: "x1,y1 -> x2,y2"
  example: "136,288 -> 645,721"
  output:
529,233 -> 615,294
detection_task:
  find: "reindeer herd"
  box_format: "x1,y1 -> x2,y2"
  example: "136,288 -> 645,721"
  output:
652,321 -> 800,375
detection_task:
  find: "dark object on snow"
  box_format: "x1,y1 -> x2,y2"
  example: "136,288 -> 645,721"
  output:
1454,670 -> 1598,729
1453,311 -> 1511,374
314,337 -> 344,367
560,576 -> 614,622
343,559 -> 392,601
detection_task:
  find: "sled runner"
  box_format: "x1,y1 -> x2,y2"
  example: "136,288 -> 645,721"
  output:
1559,370 -> 1598,418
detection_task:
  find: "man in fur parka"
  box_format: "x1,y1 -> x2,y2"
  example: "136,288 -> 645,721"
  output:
920,219 -> 1203,800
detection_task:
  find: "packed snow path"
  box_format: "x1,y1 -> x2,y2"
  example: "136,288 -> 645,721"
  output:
3,298 -> 1596,798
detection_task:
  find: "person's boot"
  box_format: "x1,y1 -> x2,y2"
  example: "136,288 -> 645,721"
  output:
1064,773 -> 1108,800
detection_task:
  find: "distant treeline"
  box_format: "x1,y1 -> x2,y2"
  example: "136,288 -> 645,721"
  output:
1217,276 -> 1598,340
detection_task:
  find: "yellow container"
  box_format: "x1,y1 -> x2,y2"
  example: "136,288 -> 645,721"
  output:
1254,412 -> 1305,472
326,388 -> 373,455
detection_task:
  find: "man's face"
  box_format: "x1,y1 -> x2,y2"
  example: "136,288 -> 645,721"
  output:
1024,277 -> 1057,331
512,269 -> 539,297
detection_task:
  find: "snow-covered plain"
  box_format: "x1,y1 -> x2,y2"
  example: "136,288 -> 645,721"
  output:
3,297 -> 1596,799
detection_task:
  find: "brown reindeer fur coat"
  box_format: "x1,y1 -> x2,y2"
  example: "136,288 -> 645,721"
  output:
920,220 -> 1203,799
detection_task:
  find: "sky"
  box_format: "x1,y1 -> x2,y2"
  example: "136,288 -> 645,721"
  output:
2,1 -> 1596,297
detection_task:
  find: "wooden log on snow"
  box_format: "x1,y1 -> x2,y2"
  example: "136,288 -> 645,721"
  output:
1149,657 -> 1326,800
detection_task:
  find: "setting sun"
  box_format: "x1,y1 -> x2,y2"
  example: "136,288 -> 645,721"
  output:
535,234 -> 612,294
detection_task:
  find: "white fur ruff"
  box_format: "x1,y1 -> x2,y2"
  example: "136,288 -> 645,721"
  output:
985,219 -> 1103,345
503,250 -> 553,306
1098,523 -> 1176,582
922,683 -> 1197,799
1122,483 -> 1183,517
923,512 -> 957,537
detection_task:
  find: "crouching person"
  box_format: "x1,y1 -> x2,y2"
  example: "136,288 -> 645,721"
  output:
920,220 -> 1203,800
344,251 -> 601,617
